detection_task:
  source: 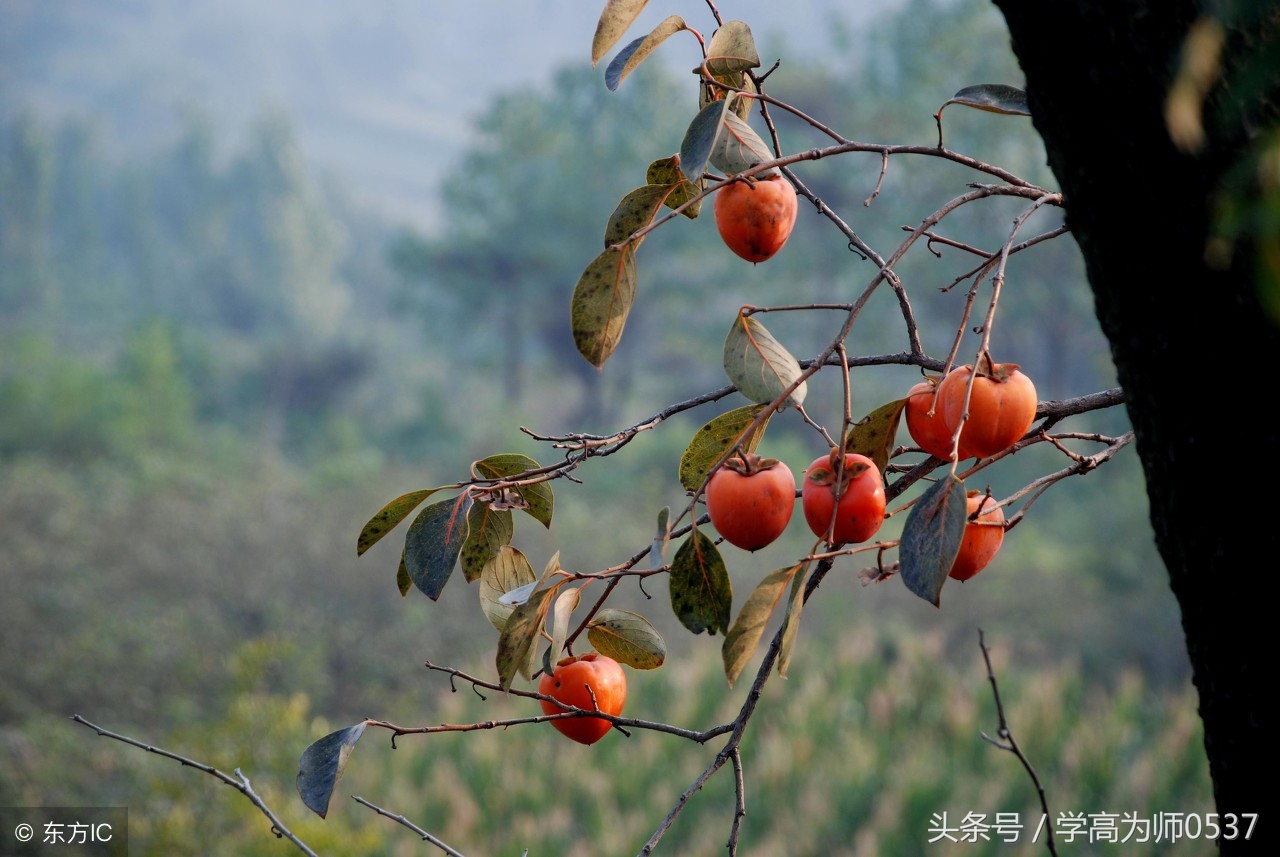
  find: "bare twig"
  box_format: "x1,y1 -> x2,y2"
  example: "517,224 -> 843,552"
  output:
353,795 -> 469,857
977,632 -> 1059,857
70,715 -> 319,857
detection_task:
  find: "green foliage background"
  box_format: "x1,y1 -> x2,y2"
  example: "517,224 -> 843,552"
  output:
0,0 -> 1210,853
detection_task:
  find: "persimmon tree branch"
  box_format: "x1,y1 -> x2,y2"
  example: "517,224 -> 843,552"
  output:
353,796 -> 469,857
70,715 -> 320,857
977,631 -> 1059,857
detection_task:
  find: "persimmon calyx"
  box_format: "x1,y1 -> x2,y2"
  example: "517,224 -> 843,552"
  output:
722,452 -> 782,477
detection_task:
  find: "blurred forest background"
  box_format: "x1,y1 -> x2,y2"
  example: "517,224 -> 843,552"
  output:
1,0 -> 1213,854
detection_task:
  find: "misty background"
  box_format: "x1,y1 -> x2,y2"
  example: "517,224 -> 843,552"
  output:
1,1 -> 1211,854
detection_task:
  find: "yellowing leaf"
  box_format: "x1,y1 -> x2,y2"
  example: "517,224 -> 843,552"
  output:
357,487 -> 441,556
704,19 -> 760,75
571,247 -> 638,368
845,398 -> 910,478
678,403 -> 772,493
723,314 -> 807,407
592,0 -> 649,67
722,563 -> 802,687
588,609 -> 667,669
479,546 -> 537,631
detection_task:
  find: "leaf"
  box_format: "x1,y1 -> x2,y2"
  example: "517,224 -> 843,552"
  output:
592,0 -> 649,67
479,546 -> 537,631
647,506 -> 671,570
296,722 -> 367,818
939,84 -> 1030,117
605,16 -> 687,91
698,70 -> 756,121
680,98 -> 733,183
543,586 -> 583,676
669,529 -> 732,636
357,487 -> 440,556
459,502 -> 514,583
899,475 -> 968,607
403,495 -> 474,601
604,185 -> 672,248
646,155 -> 704,218
776,561 -> 809,677
473,453 -> 554,528
704,19 -> 760,76
723,313 -> 807,407
678,403 -> 773,493
571,247 -> 638,368
722,564 -> 801,687
496,583 -> 557,690
710,112 -> 773,176
845,398 -> 909,478
588,609 -> 667,669
395,550 -> 412,597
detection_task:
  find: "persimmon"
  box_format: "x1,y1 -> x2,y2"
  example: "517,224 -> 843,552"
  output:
538,652 -> 626,745
801,452 -> 886,544
950,491 -> 1006,581
937,359 -> 1037,460
705,453 -> 796,551
714,173 -> 798,263
904,377 -> 954,460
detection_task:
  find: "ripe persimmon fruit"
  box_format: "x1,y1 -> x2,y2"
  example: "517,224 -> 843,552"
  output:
905,377 -> 954,460
705,453 -> 796,551
950,491 -> 1006,581
538,652 -> 626,745
801,452 -> 886,545
936,357 -> 1037,460
714,173 -> 798,263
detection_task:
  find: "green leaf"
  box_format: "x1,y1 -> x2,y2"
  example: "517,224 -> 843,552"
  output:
588,609 -> 667,669
460,502 -> 514,583
604,185 -> 672,248
646,155 -> 704,218
357,487 -> 441,556
669,529 -> 732,636
710,112 -> 773,176
473,453 -> 554,528
678,403 -> 773,493
479,546 -> 537,631
845,398 -> 909,478
403,495 -> 474,601
704,19 -> 760,75
680,98 -> 733,183
605,16 -> 687,91
296,722 -> 367,818
940,84 -> 1030,116
496,583 -> 557,690
776,561 -> 809,677
543,586 -> 583,676
722,563 -> 801,687
571,247 -> 638,368
592,0 -> 649,67
396,549 -> 412,597
723,314 -> 807,407
899,475 -> 968,607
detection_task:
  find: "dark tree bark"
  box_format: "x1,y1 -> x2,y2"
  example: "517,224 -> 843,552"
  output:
993,2 -> 1277,849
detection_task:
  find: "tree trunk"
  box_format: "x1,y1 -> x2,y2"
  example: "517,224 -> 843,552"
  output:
994,2 -> 1275,849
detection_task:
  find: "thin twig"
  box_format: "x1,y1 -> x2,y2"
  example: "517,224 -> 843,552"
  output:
354,795 -> 469,857
977,632 -> 1059,857
70,715 -> 319,857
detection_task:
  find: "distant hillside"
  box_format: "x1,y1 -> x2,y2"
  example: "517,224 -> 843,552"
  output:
1,0 -> 872,229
